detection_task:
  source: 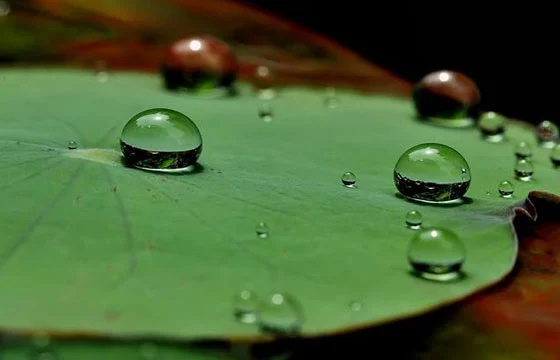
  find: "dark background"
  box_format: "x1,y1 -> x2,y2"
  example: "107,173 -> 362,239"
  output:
241,1 -> 558,124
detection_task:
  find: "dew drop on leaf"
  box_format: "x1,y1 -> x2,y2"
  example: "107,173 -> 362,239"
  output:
139,342 -> 158,359
536,120 -> 559,148
478,111 -> 505,142
498,180 -> 514,198
255,222 -> 269,238
258,293 -> 303,334
67,140 -> 77,150
551,144 -> 560,167
120,108 -> 202,173
393,143 -> 471,203
349,301 -> 363,312
407,227 -> 466,282
514,159 -> 534,181
233,289 -> 259,324
405,210 -> 423,229
514,141 -> 532,160
253,65 -> 276,100
258,103 -> 273,122
324,87 -> 338,109
341,171 -> 356,188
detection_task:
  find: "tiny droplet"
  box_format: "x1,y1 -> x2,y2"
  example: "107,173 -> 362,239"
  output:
233,289 -> 259,324
514,141 -> 532,160
258,103 -> 273,122
256,222 -> 269,238
514,159 -> 534,181
341,171 -> 357,188
405,210 -> 423,229
408,227 -> 466,282
0,0 -> 10,16
67,140 -> 77,150
478,111 -> 505,142
349,301 -> 363,312
324,87 -> 338,108
139,342 -> 159,359
536,120 -> 559,148
498,180 -> 514,198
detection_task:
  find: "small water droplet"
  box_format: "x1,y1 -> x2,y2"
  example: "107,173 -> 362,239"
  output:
233,289 -> 259,324
120,108 -> 202,172
408,227 -> 466,282
256,222 -> 269,238
0,0 -> 10,16
536,120 -> 559,148
253,65 -> 276,100
258,293 -> 303,334
405,210 -> 423,229
341,171 -> 356,188
498,180 -> 514,198
32,332 -> 51,349
514,141 -> 532,160
94,61 -> 110,83
67,140 -> 77,150
394,143 -> 471,203
349,301 -> 363,312
258,103 -> 273,122
514,159 -> 534,181
139,342 -> 159,359
36,353 -> 57,360
551,144 -> 560,167
324,87 -> 338,108
478,111 -> 505,142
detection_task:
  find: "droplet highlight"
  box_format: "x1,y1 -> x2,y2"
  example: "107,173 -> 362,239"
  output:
498,180 -> 514,198
536,120 -> 559,148
258,293 -> 303,334
393,143 -> 471,203
258,103 -> 273,122
67,140 -> 77,150
255,222 -> 269,238
120,108 -> 202,172
233,290 -> 259,324
405,210 -> 423,229
341,171 -> 357,188
408,227 -> 466,282
478,111 -> 505,142
514,141 -> 532,160
514,159 -> 534,181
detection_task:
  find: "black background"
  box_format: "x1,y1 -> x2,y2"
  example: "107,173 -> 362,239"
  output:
241,1 -> 558,124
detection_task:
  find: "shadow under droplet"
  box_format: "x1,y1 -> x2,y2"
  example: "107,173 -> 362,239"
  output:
408,269 -> 467,283
394,192 -> 474,207
121,158 -> 205,175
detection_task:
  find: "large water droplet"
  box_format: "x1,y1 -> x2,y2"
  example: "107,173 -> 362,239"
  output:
498,180 -> 514,198
255,222 -> 269,238
413,70 -> 480,127
233,290 -> 259,324
393,143 -> 471,203
514,159 -> 534,181
258,293 -> 303,334
258,103 -> 273,122
536,120 -> 559,148
139,342 -> 159,359
514,141 -> 532,160
67,140 -> 77,150
478,111 -> 505,142
408,227 -> 466,282
341,171 -> 357,188
405,210 -> 423,229
550,144 -> 560,167
120,108 -> 202,172
253,65 -> 276,100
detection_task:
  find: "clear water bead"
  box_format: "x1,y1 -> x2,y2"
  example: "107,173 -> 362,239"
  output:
120,108 -> 202,172
408,227 -> 466,282
498,181 -> 514,198
514,141 -> 532,160
393,143 -> 471,203
349,301 -> 363,312
67,140 -> 77,150
258,293 -> 303,334
478,111 -> 505,142
405,210 -> 423,229
258,103 -> 273,122
233,290 -> 259,324
514,159 -> 534,181
325,87 -> 338,108
551,144 -> 560,167
253,65 -> 276,100
341,171 -> 357,187
536,120 -> 559,148
256,222 -> 269,238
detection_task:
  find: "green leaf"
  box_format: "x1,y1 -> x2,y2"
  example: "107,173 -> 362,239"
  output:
0,69 -> 556,341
